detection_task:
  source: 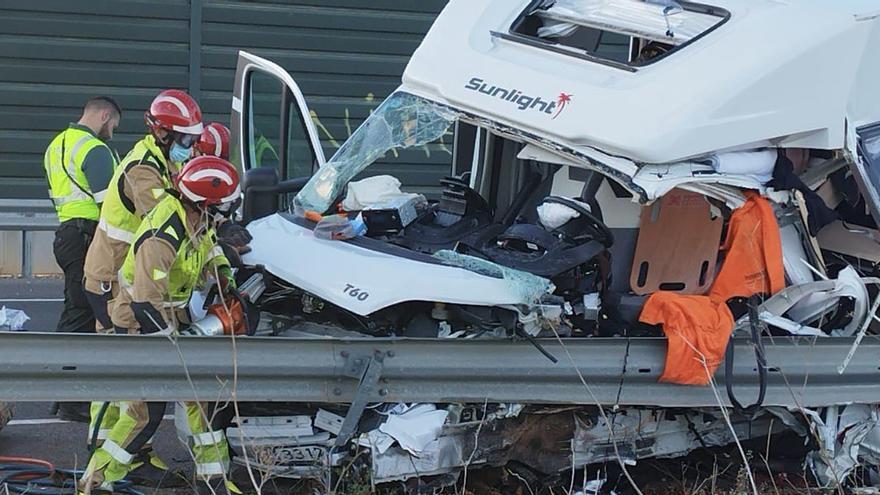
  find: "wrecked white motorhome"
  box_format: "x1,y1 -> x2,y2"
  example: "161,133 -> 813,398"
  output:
204,0 -> 880,489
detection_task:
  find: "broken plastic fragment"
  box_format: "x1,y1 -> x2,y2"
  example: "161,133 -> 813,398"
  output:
735,269 -> 878,340
0,306 -> 29,331
806,405 -> 880,488
800,267 -> 870,337
295,92 -> 456,215
758,312 -> 825,338
359,428 -> 395,455
432,250 -> 555,305
572,409 -> 778,467
764,407 -> 809,437
314,409 -> 344,435
487,403 -> 525,420
577,478 -> 610,495
378,404 -> 449,456
371,435 -> 466,483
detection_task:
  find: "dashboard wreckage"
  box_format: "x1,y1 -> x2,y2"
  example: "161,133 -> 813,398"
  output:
5,0 -> 880,491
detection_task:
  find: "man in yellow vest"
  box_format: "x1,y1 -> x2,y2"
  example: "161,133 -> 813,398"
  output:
45,96 -> 121,333
80,90 -> 203,485
79,156 -> 241,494
43,96 -> 121,422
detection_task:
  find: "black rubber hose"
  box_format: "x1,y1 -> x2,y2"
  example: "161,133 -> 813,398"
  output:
725,296 -> 767,417
88,401 -> 110,455
0,463 -> 144,495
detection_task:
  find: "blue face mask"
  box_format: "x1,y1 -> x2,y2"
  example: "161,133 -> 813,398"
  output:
170,142 -> 192,164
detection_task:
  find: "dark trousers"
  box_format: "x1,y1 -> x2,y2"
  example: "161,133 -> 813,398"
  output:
53,219 -> 97,333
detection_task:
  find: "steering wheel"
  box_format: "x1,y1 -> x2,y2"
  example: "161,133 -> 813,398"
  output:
542,196 -> 614,247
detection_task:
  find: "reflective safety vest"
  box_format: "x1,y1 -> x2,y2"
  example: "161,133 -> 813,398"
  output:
119,194 -> 226,308
43,127 -> 117,222
98,135 -> 172,244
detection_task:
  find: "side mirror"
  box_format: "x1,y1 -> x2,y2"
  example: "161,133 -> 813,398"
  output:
242,167 -> 280,224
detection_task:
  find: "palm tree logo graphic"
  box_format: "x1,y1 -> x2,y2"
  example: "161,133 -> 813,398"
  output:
552,93 -> 572,120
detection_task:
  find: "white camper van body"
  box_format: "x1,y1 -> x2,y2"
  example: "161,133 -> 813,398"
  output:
216,0 -> 880,486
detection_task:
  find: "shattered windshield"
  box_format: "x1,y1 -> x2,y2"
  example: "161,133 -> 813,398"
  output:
294,92 -> 458,215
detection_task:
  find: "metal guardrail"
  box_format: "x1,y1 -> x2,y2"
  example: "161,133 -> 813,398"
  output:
0,199 -> 58,277
0,332 -> 877,407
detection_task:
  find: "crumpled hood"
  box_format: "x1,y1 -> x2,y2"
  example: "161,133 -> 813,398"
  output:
242,214 -> 548,316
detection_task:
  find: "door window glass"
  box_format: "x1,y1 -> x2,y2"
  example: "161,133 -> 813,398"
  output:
247,70 -> 282,172
247,69 -> 318,181
286,97 -> 317,179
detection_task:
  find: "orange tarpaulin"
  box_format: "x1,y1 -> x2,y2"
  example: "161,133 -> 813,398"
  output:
639,292 -> 734,385
709,191 -> 785,302
639,192 -> 785,385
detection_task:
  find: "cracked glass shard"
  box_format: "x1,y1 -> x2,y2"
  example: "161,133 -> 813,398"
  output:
432,250 -> 556,305
294,92 -> 457,215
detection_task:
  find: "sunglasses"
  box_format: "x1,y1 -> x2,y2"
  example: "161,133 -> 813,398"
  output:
174,132 -> 200,148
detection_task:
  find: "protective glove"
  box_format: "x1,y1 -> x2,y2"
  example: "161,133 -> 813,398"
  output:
217,222 -> 252,253
219,241 -> 244,268
217,265 -> 237,294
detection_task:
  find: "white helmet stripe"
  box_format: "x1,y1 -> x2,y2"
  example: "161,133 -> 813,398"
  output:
221,186 -> 242,204
177,181 -> 207,203
188,169 -> 234,185
154,96 -> 191,118
206,126 -> 223,157
173,122 -> 204,135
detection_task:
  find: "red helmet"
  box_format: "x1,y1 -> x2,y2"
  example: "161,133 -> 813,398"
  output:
145,89 -> 204,136
197,122 -> 231,160
175,156 -> 240,206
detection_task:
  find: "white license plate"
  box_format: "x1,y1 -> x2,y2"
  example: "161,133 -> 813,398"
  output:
271,445 -> 326,465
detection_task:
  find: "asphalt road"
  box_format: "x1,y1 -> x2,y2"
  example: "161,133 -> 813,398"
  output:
0,278 -> 195,491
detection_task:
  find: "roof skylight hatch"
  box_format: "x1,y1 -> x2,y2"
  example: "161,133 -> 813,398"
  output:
496,0 -> 729,70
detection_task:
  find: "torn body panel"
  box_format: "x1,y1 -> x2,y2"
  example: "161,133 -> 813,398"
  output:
225,406 -> 783,487
805,404 -> 880,488
242,214 -> 552,316
572,408 -> 780,466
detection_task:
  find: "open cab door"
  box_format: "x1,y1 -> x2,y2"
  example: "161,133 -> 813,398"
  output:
230,50 -> 326,223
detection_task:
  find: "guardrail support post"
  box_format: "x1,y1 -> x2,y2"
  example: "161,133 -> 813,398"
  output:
21,231 -> 32,278
334,351 -> 386,447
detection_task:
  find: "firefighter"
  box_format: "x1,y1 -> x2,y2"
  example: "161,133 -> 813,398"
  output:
79,156 -> 242,494
43,96 -> 121,422
83,89 -> 203,334
195,122 -> 252,255
80,90 -> 203,485
195,122 -> 231,160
